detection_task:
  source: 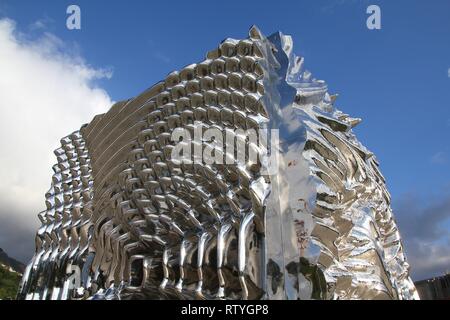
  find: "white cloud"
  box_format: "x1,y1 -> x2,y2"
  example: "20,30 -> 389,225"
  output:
29,18 -> 51,31
0,18 -> 112,260
431,152 -> 448,165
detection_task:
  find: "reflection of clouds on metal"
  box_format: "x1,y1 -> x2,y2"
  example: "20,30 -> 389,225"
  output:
18,26 -> 418,300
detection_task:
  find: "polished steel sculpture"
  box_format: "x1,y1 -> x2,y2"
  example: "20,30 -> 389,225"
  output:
18,27 -> 419,300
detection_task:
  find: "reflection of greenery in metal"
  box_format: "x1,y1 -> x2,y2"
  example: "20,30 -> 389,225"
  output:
299,257 -> 327,300
267,259 -> 284,295
286,258 -> 327,300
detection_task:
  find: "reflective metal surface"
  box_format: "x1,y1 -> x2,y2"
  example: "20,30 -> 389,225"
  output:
18,26 -> 419,300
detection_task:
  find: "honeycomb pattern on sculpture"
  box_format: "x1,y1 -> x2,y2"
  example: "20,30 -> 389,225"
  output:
18,26 -> 419,300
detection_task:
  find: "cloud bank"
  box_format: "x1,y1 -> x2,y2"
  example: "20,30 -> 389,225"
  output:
0,18 -> 112,263
395,192 -> 450,280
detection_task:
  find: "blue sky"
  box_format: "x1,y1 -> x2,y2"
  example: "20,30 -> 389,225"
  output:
0,0 -> 449,280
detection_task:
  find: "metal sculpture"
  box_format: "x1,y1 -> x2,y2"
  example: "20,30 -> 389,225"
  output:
18,26 -> 419,300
